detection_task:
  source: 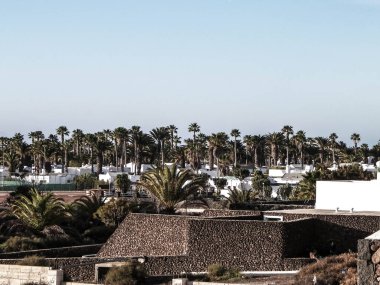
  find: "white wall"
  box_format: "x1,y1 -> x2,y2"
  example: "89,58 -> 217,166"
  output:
0,265 -> 63,285
316,180 -> 380,211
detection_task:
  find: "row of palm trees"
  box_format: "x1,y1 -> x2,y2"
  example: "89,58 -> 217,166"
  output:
0,124 -> 379,177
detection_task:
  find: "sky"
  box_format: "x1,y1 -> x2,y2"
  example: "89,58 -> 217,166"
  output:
0,0 -> 379,146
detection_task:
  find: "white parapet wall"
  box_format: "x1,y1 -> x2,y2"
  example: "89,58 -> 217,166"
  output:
0,264 -> 63,285
316,180 -> 380,212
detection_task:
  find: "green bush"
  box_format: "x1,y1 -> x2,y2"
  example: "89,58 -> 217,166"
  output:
104,261 -> 146,285
16,255 -> 48,266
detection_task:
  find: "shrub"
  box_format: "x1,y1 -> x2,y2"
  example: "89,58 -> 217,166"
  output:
104,261 -> 146,285
207,263 -> 240,281
295,253 -> 357,285
16,255 -> 48,266
1,236 -> 44,252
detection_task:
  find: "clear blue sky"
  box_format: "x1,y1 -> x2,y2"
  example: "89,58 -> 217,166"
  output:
1,0 -> 379,146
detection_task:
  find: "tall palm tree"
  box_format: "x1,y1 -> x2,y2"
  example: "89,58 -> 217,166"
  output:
329,133 -> 339,164
294,130 -> 307,168
150,127 -> 170,167
314,137 -> 328,165
72,129 -> 84,158
230,129 -> 241,168
56,126 -> 69,172
266,132 -> 284,167
188,123 -> 201,169
208,132 -> 229,177
350,133 -> 361,155
168,125 -> 178,151
281,125 -> 294,168
113,127 -> 129,172
137,164 -> 206,213
130,126 -> 141,174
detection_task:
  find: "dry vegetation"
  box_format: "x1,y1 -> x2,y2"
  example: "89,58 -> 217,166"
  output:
295,253 -> 357,285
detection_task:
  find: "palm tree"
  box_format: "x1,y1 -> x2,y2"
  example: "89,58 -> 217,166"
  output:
329,133 -> 339,164
314,137 -> 328,165
230,129 -> 241,168
113,127 -> 129,172
130,126 -> 141,174
188,123 -> 200,169
266,132 -> 284,167
56,126 -> 69,172
150,127 -> 170,167
281,125 -> 294,168
294,130 -> 307,168
168,125 -> 178,151
208,132 -> 229,177
71,129 -> 84,158
137,164 -> 206,213
10,188 -> 67,231
92,132 -> 113,176
227,187 -> 252,208
350,133 -> 361,155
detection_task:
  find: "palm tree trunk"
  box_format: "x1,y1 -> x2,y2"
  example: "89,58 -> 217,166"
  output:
208,147 -> 214,170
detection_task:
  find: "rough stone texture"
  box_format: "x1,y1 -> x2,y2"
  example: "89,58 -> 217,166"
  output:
97,214 -> 190,258
282,218 -> 316,258
372,248 -> 380,265
201,209 -> 261,218
358,259 -> 375,285
358,239 -> 372,260
0,244 -> 102,259
97,213 -> 315,276
267,211 -> 380,254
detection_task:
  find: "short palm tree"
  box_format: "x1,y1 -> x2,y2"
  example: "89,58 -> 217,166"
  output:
227,187 -> 251,207
137,164 -> 207,213
10,188 -> 67,232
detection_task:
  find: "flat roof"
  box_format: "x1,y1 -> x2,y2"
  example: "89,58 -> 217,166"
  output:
265,208 -> 380,217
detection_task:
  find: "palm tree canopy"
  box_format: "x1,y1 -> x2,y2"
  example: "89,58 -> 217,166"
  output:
137,164 -> 207,213
10,188 -> 67,231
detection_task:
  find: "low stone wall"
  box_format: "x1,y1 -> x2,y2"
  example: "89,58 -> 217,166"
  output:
0,244 -> 102,259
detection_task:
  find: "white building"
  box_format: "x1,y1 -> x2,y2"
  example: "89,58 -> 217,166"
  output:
316,173 -> 380,212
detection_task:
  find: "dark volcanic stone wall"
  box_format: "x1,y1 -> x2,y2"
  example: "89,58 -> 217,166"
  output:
267,211 -> 380,254
185,218 -> 286,271
283,218 -> 316,258
97,213 -> 189,258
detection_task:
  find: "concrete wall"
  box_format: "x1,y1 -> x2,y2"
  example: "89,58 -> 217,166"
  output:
316,180 -> 380,211
0,264 -> 63,285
